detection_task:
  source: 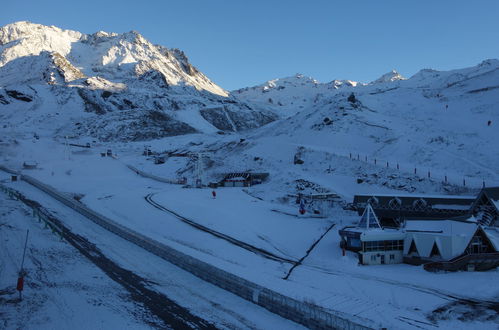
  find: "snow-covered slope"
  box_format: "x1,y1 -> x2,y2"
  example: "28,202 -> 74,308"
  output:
0,21 -> 226,95
369,69 -> 405,84
0,22 -> 276,141
2,21 -> 499,191
2,23 -> 499,329
229,59 -> 499,193
232,74 -> 359,116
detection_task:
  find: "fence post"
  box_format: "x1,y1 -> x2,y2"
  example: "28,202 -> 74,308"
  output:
374,159 -> 377,165
349,153 -> 352,159
463,178 -> 466,187
396,163 -> 399,170
483,180 -> 485,188
427,171 -> 431,178
357,154 -> 360,160
444,175 -> 447,184
386,161 -> 389,168
414,168 -> 417,175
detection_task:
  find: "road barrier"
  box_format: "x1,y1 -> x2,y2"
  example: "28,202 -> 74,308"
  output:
1,166 -> 375,329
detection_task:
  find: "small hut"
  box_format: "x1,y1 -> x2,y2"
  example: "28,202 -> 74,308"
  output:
22,161 -> 37,169
220,172 -> 269,187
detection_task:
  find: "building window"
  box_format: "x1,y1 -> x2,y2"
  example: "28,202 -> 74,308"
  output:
363,240 -> 404,252
389,254 -> 395,260
408,239 -> 419,256
468,235 -> 492,253
430,242 -> 442,258
367,196 -> 379,207
371,255 -> 376,261
388,197 -> 402,209
349,238 -> 361,248
413,199 -> 428,211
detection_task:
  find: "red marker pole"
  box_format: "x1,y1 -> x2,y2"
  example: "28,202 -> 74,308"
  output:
16,276 -> 24,298
212,190 -> 216,199
17,229 -> 29,300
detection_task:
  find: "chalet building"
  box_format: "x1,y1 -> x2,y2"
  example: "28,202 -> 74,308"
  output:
470,187 -> 499,227
220,172 -> 269,187
339,206 -> 499,270
403,219 -> 499,271
339,205 -> 405,265
352,194 -> 475,227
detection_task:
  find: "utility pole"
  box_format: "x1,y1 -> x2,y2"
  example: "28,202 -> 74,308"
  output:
64,136 -> 71,160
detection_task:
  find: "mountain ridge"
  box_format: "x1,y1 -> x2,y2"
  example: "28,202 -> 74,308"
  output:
0,21 -> 276,141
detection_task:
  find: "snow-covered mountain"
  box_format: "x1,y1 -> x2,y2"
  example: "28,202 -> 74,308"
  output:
369,69 -> 405,84
2,22 -> 499,330
0,21 -> 276,141
230,59 -> 499,192
2,21 -> 499,192
232,74 -> 359,116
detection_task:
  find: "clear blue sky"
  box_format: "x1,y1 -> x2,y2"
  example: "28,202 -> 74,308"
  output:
2,1 -> 498,90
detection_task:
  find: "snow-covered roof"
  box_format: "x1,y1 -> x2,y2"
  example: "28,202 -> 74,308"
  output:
356,193 -> 475,199
483,228 -> 499,251
404,219 -> 476,235
226,176 -> 247,181
403,220 -> 477,259
223,173 -> 250,180
432,204 -> 470,210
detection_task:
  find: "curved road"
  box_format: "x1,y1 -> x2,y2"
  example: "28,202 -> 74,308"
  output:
144,193 -> 297,265
17,192 -> 217,329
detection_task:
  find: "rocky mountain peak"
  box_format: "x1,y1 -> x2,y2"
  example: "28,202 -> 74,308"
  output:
0,22 -> 276,141
0,21 -> 227,96
370,69 -> 405,84
0,21 -> 78,45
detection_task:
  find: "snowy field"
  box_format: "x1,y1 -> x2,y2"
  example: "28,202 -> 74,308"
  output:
1,137 -> 498,329
0,176 -> 306,329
